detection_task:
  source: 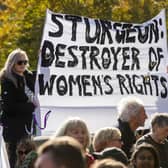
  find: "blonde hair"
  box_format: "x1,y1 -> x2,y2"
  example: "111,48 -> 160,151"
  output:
93,127 -> 121,152
0,48 -> 29,87
53,117 -> 90,150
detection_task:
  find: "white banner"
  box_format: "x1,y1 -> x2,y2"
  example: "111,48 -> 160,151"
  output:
35,9 -> 168,107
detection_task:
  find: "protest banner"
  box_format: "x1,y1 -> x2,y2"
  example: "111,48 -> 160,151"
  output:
35,9 -> 168,107
34,9 -> 168,135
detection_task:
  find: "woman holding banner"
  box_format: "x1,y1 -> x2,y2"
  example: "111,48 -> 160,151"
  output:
0,48 -> 36,168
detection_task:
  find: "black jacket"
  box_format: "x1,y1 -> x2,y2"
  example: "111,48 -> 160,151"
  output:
117,119 -> 136,158
1,70 -> 35,120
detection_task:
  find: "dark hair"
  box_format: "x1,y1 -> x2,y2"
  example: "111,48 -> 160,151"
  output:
151,113 -> 168,128
130,143 -> 160,168
102,147 -> 128,165
93,147 -> 128,165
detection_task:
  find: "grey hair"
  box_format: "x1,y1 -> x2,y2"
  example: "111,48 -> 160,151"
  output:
117,96 -> 144,122
151,113 -> 168,128
53,117 -> 90,150
0,48 -> 29,87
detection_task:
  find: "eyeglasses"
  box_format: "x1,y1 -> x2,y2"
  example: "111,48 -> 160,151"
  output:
17,60 -> 28,65
18,150 -> 30,155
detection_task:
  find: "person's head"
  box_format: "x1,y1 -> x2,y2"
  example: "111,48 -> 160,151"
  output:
35,136 -> 86,168
91,158 -> 127,168
0,48 -> 29,86
3,48 -> 29,74
93,127 -> 123,152
16,138 -> 36,165
151,113 -> 168,142
93,147 -> 128,165
130,143 -> 160,168
117,96 -> 147,130
54,117 -> 90,150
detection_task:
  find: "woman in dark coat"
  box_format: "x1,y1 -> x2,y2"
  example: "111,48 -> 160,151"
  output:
0,48 -> 36,168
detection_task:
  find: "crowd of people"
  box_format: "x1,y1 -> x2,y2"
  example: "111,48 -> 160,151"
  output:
0,48 -> 168,168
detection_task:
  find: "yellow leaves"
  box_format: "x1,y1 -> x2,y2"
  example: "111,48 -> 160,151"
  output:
0,0 -> 168,70
80,0 -> 94,5
0,21 -> 18,41
139,0 -> 145,7
118,0 -> 130,12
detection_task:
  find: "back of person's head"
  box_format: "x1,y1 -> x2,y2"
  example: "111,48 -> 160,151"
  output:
117,96 -> 144,122
36,136 -> 86,168
53,117 -> 90,150
151,113 -> 168,128
93,127 -> 122,152
130,143 -> 160,168
93,147 -> 128,166
101,147 -> 128,165
91,158 -> 127,168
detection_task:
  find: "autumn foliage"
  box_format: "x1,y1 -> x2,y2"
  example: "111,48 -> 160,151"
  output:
0,0 -> 168,69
